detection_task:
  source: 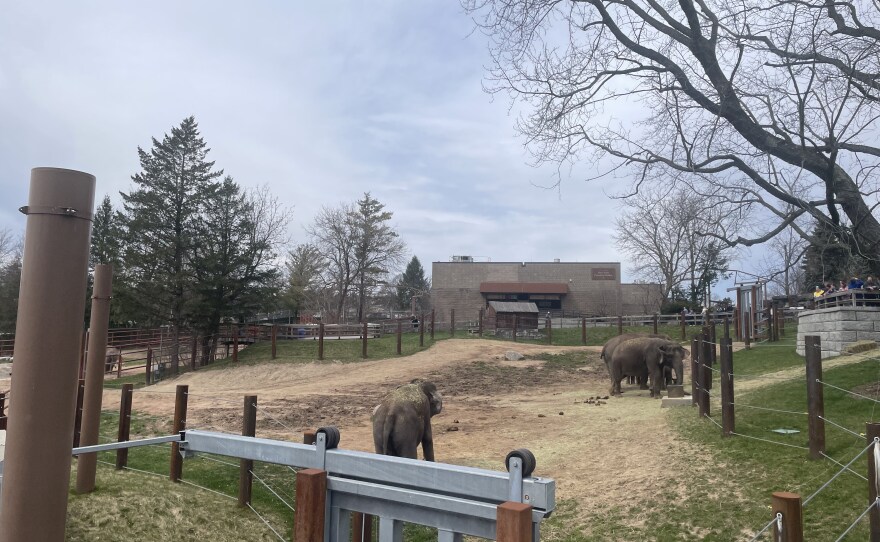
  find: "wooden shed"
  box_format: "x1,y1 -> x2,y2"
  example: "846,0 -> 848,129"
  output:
487,301 -> 540,331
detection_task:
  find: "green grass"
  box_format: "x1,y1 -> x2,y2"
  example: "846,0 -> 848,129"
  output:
458,322 -> 722,347
725,328 -> 804,376
236,332 -> 438,364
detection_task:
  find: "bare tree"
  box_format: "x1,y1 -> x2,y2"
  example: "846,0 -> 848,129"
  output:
306,204 -> 357,323
757,226 -> 808,299
615,188 -> 741,300
464,1 -> 880,261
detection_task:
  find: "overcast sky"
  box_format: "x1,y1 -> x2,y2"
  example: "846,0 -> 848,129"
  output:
0,1 -> 758,295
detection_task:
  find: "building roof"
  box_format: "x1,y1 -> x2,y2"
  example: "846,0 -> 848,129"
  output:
479,282 -> 569,294
488,301 -> 540,313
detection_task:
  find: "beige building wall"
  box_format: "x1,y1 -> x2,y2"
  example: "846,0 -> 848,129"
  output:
431,261 -> 633,322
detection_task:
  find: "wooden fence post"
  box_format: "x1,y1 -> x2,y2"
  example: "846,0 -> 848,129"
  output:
116,352 -> 123,379
239,394 -> 257,507
303,430 -> 317,445
478,309 -> 484,337
496,502 -> 532,542
709,322 -> 717,366
698,336 -> 710,418
362,322 -> 368,358
617,315 -> 623,336
352,513 -> 373,542
430,309 -> 435,340
271,325 -> 277,360
744,320 -> 751,350
720,338 -> 734,437
294,468 -> 327,542
233,328 -> 239,363
723,316 -> 730,341
513,315 -> 518,343
170,384 -> 188,482
581,317 -> 587,345
653,314 -> 658,335
451,309 -> 455,337
72,378 -> 85,448
805,336 -> 825,460
396,320 -> 402,355
419,313 -> 425,347
702,326 -> 713,390
190,335 -> 198,371
115,384 -> 133,469
145,347 -> 153,385
771,492 -> 804,542
318,323 -> 325,360
691,337 -> 700,407
866,422 -> 880,541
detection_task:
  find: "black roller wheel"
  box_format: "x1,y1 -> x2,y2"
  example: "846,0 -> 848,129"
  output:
317,426 -> 340,449
505,448 -> 536,477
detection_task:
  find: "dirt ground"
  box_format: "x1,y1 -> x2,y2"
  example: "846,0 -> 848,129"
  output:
89,339 -> 713,522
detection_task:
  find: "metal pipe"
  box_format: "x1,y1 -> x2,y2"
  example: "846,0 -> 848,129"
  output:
0,167 -> 95,542
76,263 -> 113,493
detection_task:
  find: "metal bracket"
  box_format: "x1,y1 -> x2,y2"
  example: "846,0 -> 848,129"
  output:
18,205 -> 93,222
316,431 -> 327,470
507,457 -> 523,503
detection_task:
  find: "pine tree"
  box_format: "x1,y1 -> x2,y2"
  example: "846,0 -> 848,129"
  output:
802,220 -> 873,289
352,193 -> 406,322
120,116 -> 222,373
396,256 -> 430,313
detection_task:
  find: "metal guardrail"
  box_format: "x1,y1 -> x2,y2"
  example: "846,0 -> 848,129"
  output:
179,430 -> 555,541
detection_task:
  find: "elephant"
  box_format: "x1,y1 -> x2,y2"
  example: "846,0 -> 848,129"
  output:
104,347 -> 121,373
600,333 -> 673,388
609,337 -> 688,398
372,380 -> 443,461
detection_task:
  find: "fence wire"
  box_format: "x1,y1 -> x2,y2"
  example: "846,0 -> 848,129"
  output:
251,469 -> 296,512
804,439 -> 877,506
834,499 -> 878,542
731,403 -> 807,416
818,415 -> 864,439
818,379 -> 880,404
747,513 -> 781,542
247,503 -> 288,542
820,452 -> 869,482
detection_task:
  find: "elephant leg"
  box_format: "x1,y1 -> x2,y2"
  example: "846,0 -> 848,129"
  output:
638,374 -> 649,390
395,440 -> 419,460
650,367 -> 662,398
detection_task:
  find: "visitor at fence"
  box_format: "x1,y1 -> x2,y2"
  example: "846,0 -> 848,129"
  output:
848,276 -> 864,290
411,315 -> 419,329
838,280 -> 846,291
824,282 -> 836,294
813,285 -> 825,298
866,277 -> 878,290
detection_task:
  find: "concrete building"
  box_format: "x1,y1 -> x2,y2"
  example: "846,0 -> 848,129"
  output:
431,259 -> 662,321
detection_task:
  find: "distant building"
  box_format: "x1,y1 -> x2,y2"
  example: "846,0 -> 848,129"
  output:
431,259 -> 661,320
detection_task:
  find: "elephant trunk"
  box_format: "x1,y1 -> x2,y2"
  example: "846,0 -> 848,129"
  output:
673,358 -> 684,385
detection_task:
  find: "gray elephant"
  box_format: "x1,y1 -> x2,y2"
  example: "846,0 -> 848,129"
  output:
104,347 -> 121,374
372,380 -> 443,461
600,333 -> 673,388
609,337 -> 688,398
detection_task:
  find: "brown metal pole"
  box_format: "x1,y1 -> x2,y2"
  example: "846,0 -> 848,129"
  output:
396,320 -> 402,355
271,325 -> 277,360
744,320 -> 751,350
145,346 -> 153,385
72,378 -> 85,448
362,322 -> 368,358
115,384 -> 133,470
76,264 -> 114,493
170,384 -> 189,482
771,492 -> 804,542
581,317 -> 587,345
450,309 -> 455,337
720,338 -> 734,437
867,422 -> 880,541
430,309 -> 435,340
239,394 -> 257,507
0,167 -> 95,542
805,336 -> 825,459
318,323 -> 325,360
78,328 -> 87,379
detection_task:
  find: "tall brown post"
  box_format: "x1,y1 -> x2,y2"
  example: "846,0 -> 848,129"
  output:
581,317 -> 587,345
362,322 -> 368,358
702,326 -> 713,389
780,308 -> 786,337
419,313 -> 425,346
239,395 -> 257,507
771,492 -> 804,542
734,306 -> 741,341
744,321 -> 751,350
867,422 -> 880,541
750,287 -> 759,339
709,322 -> 717,366
78,328 -> 87,379
294,469 -> 327,542
318,323 -> 325,360
396,320 -> 402,355
233,328 -> 239,362
72,378 -> 85,448
352,513 -> 373,542
805,336 -> 825,459
430,309 -> 435,340
115,384 -> 133,469
691,337 -> 700,407
723,316 -> 730,341
767,307 -> 774,342
478,309 -> 484,337
513,315 -> 518,342
76,264 -> 114,493
496,502 -> 532,542
145,347 -> 153,385
189,334 -> 197,370
720,338 -> 734,437
271,325 -> 277,360
698,336 -> 710,418
617,315 -> 623,335
652,314 -> 658,335
170,384 -> 189,482
0,167 -> 95,542
450,309 -> 455,337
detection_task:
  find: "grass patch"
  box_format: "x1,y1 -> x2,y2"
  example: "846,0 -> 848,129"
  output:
727,328 -> 803,377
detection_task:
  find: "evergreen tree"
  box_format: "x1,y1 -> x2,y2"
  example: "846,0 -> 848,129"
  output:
352,193 -> 406,322
802,220 -> 873,289
396,256 -> 430,313
0,254 -> 21,333
120,116 -> 222,373
90,195 -> 123,269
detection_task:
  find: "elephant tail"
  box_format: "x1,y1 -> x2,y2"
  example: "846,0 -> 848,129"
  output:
381,413 -> 395,456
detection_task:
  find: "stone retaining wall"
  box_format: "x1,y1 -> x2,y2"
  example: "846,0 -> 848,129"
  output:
796,306 -> 880,358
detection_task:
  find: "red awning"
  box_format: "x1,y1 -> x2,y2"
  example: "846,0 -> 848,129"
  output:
479,282 -> 569,294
